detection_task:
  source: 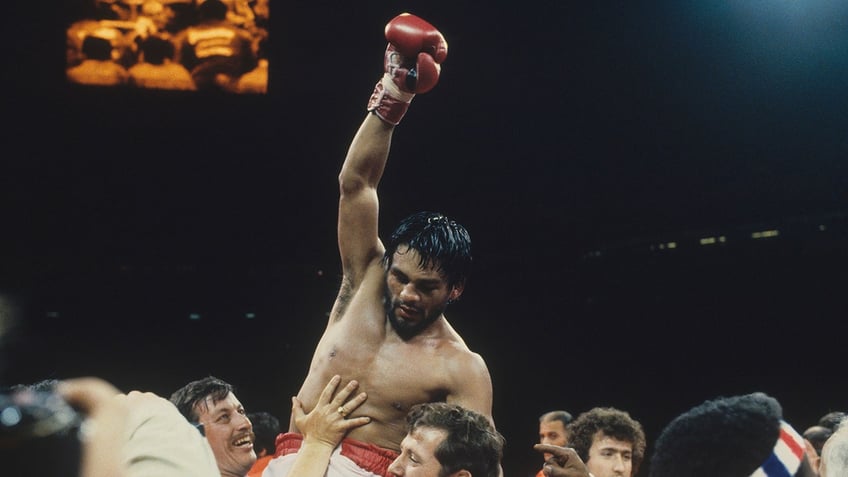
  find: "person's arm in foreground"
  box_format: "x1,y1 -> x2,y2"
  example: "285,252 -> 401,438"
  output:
58,377 -> 128,477
118,390 -> 220,477
534,444 -> 592,477
286,375 -> 370,477
59,377 -> 220,477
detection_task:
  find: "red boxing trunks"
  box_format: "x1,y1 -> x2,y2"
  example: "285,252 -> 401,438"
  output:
265,432 -> 399,477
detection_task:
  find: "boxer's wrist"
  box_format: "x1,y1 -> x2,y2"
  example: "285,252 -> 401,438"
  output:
367,75 -> 414,125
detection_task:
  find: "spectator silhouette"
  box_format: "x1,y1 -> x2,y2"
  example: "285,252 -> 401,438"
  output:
174,0 -> 256,92
129,34 -> 196,90
66,35 -> 130,86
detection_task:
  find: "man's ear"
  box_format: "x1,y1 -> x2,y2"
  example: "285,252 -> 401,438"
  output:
449,282 -> 465,302
448,470 -> 471,477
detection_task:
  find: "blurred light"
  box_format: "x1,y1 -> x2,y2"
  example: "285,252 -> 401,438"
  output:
700,236 -> 727,245
189,313 -> 201,320
653,242 -> 677,251
751,230 -> 780,239
0,407 -> 22,427
245,312 -> 256,319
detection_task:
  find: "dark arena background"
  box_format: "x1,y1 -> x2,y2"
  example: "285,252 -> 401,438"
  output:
2,1 -> 847,476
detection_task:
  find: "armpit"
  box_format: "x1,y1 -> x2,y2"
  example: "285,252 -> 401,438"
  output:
332,275 -> 354,322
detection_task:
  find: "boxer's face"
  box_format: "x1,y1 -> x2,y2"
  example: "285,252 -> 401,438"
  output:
385,246 -> 460,338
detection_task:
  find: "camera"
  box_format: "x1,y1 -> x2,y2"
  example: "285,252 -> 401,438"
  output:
0,385 -> 83,476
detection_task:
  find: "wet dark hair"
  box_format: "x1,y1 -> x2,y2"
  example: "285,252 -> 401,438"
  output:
650,392 -> 784,477
406,403 -> 503,477
383,211 -> 472,288
169,376 -> 233,422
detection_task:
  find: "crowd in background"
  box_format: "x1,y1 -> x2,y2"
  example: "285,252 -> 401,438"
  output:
65,0 -> 269,93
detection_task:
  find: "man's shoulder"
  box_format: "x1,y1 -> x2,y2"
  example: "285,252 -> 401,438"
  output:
436,321 -> 491,377
432,322 -> 488,367
448,342 -> 488,369
439,318 -> 482,350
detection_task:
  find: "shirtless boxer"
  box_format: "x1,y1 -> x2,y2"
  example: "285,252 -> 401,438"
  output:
263,12 -> 496,477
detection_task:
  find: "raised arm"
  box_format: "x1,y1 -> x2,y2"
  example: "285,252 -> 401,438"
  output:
337,114 -> 393,282
337,13 -> 448,285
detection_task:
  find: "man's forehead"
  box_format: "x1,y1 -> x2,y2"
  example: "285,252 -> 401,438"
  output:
404,426 -> 449,454
393,248 -> 445,276
541,420 -> 566,431
592,433 -> 633,452
195,392 -> 240,414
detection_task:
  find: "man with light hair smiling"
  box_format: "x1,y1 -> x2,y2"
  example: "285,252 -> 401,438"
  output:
170,376 -> 257,477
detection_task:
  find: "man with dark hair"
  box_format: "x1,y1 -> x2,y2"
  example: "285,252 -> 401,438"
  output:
247,411 -> 281,477
170,376 -> 256,477
536,410 -> 574,477
388,402 -> 503,477
265,12 -> 496,477
649,392 -> 817,477
568,407 -> 646,477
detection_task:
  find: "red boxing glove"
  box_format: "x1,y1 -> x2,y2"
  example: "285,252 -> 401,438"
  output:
385,13 -> 448,92
367,13 -> 448,125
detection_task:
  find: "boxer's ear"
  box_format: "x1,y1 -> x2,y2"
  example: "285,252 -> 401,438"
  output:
449,282 -> 465,302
